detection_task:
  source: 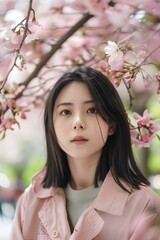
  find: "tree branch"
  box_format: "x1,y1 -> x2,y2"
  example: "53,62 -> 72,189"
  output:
15,12 -> 93,100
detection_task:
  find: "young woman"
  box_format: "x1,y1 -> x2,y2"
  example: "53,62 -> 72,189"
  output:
11,67 -> 160,240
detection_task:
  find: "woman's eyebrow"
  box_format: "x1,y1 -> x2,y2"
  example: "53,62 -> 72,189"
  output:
83,100 -> 94,104
56,102 -> 73,108
56,100 -> 94,108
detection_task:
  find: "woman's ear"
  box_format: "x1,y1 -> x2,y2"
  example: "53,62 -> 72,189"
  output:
109,122 -> 116,135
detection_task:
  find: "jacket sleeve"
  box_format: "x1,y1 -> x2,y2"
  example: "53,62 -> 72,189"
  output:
130,200 -> 160,240
10,193 -> 25,240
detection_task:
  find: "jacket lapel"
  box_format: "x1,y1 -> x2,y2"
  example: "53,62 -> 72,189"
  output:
93,171 -> 130,215
70,207 -> 104,240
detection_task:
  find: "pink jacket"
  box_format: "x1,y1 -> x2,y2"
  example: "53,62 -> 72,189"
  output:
10,168 -> 160,240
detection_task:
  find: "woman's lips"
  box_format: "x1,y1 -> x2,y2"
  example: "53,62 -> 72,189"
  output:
71,136 -> 88,144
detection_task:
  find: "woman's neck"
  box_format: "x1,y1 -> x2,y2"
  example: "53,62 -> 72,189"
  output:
67,156 -> 99,190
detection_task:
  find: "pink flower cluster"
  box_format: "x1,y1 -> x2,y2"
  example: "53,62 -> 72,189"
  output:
102,41 -> 160,147
0,83 -> 30,138
101,65 -> 139,88
130,110 -> 160,148
103,41 -> 160,94
104,41 -> 147,86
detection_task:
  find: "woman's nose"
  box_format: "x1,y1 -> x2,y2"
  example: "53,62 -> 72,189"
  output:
72,115 -> 86,130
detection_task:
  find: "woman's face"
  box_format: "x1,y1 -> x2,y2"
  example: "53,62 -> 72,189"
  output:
53,82 -> 112,161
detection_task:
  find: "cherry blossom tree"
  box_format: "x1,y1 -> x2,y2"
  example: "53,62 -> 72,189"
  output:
0,0 -> 160,147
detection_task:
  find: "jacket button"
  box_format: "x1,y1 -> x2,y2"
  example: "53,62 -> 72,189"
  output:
53,230 -> 59,238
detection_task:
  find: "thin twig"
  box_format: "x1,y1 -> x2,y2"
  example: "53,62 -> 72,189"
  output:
121,78 -> 135,109
0,0 -> 33,91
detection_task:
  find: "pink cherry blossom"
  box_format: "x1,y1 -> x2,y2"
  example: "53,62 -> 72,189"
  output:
124,50 -> 147,65
133,110 -> 153,127
104,41 -> 124,70
0,115 -> 16,133
25,33 -> 39,44
0,28 -> 19,45
24,20 -> 42,44
130,125 -> 153,148
0,83 -> 31,136
108,54 -> 124,71
104,41 -> 121,56
136,50 -> 146,64
20,112 -> 27,119
130,110 -> 160,147
130,128 -> 152,148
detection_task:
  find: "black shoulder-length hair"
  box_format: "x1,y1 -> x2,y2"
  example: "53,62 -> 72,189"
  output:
43,66 -> 150,192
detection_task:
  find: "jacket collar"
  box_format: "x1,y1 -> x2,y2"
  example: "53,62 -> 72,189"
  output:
32,168 -> 131,215
93,171 -> 131,215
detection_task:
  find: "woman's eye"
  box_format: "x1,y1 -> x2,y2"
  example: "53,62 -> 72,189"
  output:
60,110 -> 71,116
87,107 -> 97,114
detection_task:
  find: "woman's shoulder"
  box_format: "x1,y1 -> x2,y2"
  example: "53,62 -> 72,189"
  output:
130,184 -> 160,214
19,168 -> 62,203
